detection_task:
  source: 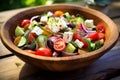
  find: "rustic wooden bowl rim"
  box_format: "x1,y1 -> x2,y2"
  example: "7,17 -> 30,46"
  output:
0,4 -> 119,62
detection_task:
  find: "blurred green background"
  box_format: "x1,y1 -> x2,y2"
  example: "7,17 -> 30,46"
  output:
0,0 -> 82,12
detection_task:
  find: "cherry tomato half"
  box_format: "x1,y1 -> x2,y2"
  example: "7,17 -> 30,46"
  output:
21,19 -> 30,28
96,24 -> 105,33
54,10 -> 63,17
36,48 -> 52,57
53,38 -> 66,52
87,32 -> 99,41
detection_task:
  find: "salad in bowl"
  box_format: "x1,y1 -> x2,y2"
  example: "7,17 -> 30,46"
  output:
14,10 -> 106,57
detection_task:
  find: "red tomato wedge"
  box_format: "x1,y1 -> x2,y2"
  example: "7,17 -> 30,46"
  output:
28,33 -> 36,43
53,38 -> 66,52
96,24 -> 105,33
73,29 -> 82,41
78,23 -> 82,30
81,39 -> 88,48
36,48 -> 52,57
98,32 -> 105,40
87,32 -> 99,41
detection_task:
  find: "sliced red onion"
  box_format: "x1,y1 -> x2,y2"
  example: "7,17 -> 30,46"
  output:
30,15 -> 40,23
80,23 -> 96,33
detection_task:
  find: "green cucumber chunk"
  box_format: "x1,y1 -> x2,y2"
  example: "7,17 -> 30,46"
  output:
15,26 -> 25,36
84,38 -> 96,51
95,39 -> 104,49
89,43 -> 96,51
36,34 -> 48,47
64,43 -> 76,53
18,36 -> 26,47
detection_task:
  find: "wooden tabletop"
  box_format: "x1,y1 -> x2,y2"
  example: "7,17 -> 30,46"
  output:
0,1 -> 120,80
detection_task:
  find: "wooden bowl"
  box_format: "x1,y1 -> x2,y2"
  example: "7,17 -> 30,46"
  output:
0,4 -> 119,72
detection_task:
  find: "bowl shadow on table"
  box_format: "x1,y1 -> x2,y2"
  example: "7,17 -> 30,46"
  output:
19,63 -> 91,80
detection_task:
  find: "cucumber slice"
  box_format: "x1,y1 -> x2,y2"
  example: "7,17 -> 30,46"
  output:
36,35 -> 48,47
15,26 -> 25,36
70,41 -> 78,48
84,38 -> 96,51
64,43 -> 76,53
18,36 -> 26,47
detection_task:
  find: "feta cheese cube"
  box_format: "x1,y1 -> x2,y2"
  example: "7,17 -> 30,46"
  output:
47,11 -> 53,16
59,18 -> 68,29
85,19 -> 94,28
51,23 -> 60,33
63,32 -> 73,43
31,26 -> 43,35
74,39 -> 84,48
40,16 -> 48,22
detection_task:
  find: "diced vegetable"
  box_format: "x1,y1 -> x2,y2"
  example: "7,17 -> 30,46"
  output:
63,32 -> 73,43
96,23 -> 105,33
31,26 -> 43,35
53,38 -> 66,52
36,48 -> 52,57
85,19 -> 94,28
87,32 -> 99,41
14,36 -> 22,46
18,36 -> 27,47
36,34 -> 48,47
74,39 -> 84,48
89,43 -> 96,51
98,32 -> 105,40
64,43 -> 76,53
15,26 -> 25,36
54,10 -> 63,17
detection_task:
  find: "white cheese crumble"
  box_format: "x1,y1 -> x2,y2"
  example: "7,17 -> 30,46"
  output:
85,19 -> 94,28
40,16 -> 48,22
63,32 -> 73,43
47,11 -> 53,16
31,26 -> 43,35
50,23 -> 60,33
74,39 -> 84,48
59,18 -> 68,29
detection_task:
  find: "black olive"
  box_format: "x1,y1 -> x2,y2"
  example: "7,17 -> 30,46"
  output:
67,23 -> 76,29
46,39 -> 54,51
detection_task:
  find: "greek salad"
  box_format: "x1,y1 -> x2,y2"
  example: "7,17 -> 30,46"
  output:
13,10 -> 106,57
